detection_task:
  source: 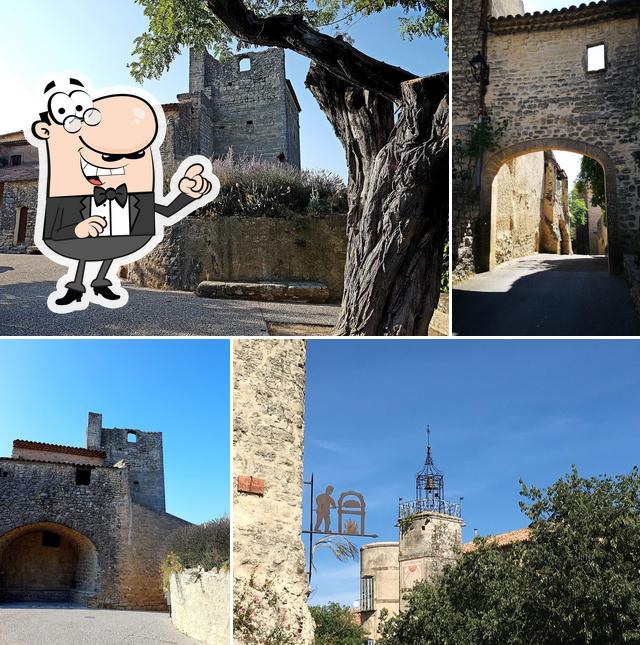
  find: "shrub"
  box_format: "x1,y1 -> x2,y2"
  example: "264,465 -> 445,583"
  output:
310,602 -> 367,645
207,152 -> 347,218
162,516 -> 230,590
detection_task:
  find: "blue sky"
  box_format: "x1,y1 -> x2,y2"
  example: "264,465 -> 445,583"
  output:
304,339 -> 640,607
0,339 -> 230,525
0,0 -> 447,180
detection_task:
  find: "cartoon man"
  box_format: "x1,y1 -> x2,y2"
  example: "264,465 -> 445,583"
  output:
314,485 -> 337,533
28,76 -> 219,312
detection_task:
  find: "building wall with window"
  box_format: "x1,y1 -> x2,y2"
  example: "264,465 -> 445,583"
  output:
360,542 -> 400,640
453,0 -> 640,278
0,412 -> 189,609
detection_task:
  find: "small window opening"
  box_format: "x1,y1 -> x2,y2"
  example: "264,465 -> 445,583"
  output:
127,431 -> 137,443
246,120 -> 254,125
239,57 -> 251,72
277,152 -> 286,163
587,44 -> 606,72
227,81 -> 233,87
133,480 -> 140,486
76,467 -> 91,485
42,531 -> 61,548
10,155 -> 21,167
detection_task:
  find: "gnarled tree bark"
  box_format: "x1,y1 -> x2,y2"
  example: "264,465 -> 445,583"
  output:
205,0 -> 448,335
307,66 -> 448,334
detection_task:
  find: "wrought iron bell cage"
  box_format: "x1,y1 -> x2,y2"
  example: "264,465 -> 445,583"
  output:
416,427 -> 446,512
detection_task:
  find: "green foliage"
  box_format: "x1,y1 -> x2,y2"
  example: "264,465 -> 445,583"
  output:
379,467 -> 640,645
310,602 -> 368,645
575,156 -> 606,211
164,516 -> 230,576
208,152 -> 347,217
312,536 -> 359,568
397,513 -> 417,535
234,574 -> 300,645
568,187 -> 587,227
130,0 -> 447,83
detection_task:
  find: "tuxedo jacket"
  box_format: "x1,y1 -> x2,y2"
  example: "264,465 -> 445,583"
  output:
43,191 -> 194,241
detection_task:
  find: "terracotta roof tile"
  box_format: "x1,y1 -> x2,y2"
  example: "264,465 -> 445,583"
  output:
463,527 -> 531,553
12,439 -> 105,459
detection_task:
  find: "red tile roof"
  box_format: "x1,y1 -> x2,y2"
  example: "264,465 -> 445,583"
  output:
12,439 -> 105,459
463,527 -> 531,553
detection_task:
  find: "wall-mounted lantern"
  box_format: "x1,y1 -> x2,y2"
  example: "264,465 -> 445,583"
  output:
470,52 -> 490,89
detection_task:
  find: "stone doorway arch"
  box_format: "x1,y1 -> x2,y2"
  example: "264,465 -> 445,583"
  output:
476,139 -> 620,274
0,522 -> 99,605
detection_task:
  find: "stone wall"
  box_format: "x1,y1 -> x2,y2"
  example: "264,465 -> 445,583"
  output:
125,214 -> 347,300
492,152 -> 544,264
453,0 -> 640,277
0,180 -> 37,249
233,339 -> 314,644
170,569 -> 230,644
398,512 -> 463,611
89,413 -> 167,515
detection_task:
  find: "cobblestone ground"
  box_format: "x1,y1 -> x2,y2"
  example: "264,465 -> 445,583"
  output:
453,254 -> 640,336
0,604 -> 198,645
0,254 -> 339,336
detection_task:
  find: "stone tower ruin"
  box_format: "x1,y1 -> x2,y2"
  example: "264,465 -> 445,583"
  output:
162,47 -> 301,172
86,412 -> 165,513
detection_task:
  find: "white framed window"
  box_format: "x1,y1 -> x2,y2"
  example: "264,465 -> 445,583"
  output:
360,576 -> 374,612
587,44 -> 606,72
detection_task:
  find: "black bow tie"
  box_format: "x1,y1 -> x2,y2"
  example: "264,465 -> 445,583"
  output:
94,184 -> 128,208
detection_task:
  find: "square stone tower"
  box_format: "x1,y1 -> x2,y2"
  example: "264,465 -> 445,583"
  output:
86,412 -> 166,513
173,47 -> 301,168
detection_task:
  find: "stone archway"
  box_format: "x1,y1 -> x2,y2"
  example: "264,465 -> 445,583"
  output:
476,139 -> 620,273
0,523 -> 98,605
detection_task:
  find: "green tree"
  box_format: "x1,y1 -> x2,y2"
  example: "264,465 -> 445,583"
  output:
131,0 -> 449,336
310,602 -> 368,645
575,156 -> 606,211
568,187 -> 587,227
379,467 -> 640,645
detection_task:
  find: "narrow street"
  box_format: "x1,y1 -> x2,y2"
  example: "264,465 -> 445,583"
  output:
453,254 -> 640,336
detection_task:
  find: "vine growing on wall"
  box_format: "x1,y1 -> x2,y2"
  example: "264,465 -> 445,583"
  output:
453,113 -> 508,194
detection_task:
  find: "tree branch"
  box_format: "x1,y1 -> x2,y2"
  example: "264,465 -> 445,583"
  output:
205,0 -> 421,102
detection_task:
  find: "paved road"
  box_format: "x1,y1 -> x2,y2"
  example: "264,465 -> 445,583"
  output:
0,254 -> 338,336
0,603 -> 198,645
453,254 -> 640,336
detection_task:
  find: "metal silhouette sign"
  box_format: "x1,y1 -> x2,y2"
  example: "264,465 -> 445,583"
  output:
303,474 -> 378,582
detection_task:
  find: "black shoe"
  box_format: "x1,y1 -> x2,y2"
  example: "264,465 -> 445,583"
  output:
93,285 -> 120,301
55,288 -> 83,306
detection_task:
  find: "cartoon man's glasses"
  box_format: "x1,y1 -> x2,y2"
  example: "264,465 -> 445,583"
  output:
48,90 -> 101,133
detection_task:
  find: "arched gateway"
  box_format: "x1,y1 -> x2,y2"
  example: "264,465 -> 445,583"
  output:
453,0 -> 640,278
0,523 -> 98,604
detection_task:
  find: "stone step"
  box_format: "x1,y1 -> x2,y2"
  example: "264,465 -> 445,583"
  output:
196,279 -> 330,303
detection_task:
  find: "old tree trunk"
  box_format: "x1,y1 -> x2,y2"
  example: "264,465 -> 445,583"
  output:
307,66 -> 448,335
205,0 -> 449,335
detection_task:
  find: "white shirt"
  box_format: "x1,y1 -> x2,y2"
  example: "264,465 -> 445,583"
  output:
91,196 -> 131,237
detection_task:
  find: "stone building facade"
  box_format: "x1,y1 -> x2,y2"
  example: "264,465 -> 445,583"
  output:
0,47 -> 301,251
233,339 -> 315,644
453,0 -> 640,279
492,150 -> 571,265
0,413 -> 189,609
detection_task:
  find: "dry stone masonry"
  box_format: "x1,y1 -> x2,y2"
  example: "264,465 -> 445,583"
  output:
453,0 -> 640,279
233,339 -> 315,644
0,413 -> 189,610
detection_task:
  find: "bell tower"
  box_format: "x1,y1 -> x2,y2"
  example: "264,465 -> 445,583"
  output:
397,428 -> 463,610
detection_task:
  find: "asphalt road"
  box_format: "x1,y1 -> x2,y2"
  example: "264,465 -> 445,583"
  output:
453,254 -> 640,336
0,603 -> 197,645
0,254 -> 339,336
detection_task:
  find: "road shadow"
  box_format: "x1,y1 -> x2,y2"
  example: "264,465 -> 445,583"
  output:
0,266 -> 13,274
453,255 -> 640,336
